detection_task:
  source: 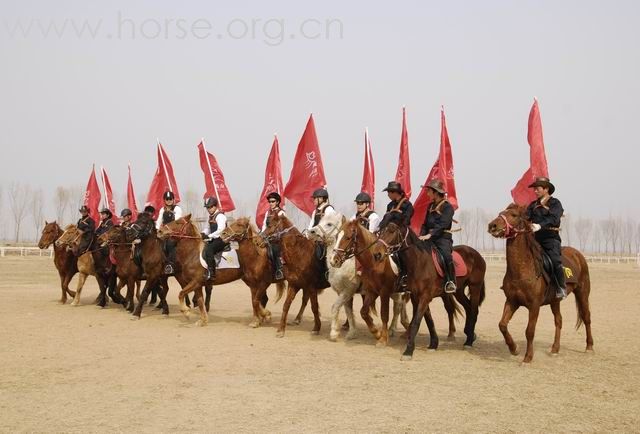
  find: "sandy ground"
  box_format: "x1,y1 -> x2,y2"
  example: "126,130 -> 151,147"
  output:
0,257 -> 639,433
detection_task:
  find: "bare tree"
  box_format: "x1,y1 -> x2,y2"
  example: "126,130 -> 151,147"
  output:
68,185 -> 85,222
8,182 -> 31,243
575,218 -> 593,252
182,189 -> 204,223
0,185 -> 4,241
53,186 -> 71,224
30,189 -> 45,241
562,214 -> 572,246
635,222 -> 640,255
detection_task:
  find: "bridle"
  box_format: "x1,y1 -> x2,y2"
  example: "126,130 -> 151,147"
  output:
333,224 -> 380,265
221,223 -> 252,242
497,212 -> 530,239
160,220 -> 201,240
376,224 -> 410,255
310,220 -> 340,244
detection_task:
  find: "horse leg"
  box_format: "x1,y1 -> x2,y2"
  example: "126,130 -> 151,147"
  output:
290,288 -> 309,326
377,293 -> 390,347
550,300 -> 562,354
204,282 -> 212,313
58,271 -> 68,304
389,293 -> 402,337
95,274 -> 108,308
125,278 -> 136,313
135,280 -> 141,302
360,292 -> 380,341
342,297 -> 355,330
463,281 -> 482,347
277,285 -> 300,338
442,295 -> 458,341
402,295 -> 431,361
194,287 -> 208,326
249,287 -> 263,328
158,278 -> 170,315
344,293 -> 358,340
423,306 -> 439,350
132,280 -> 154,318
177,280 -> 200,320
498,300 -> 520,356
329,292 -> 348,341
257,285 -> 272,322
70,273 -> 86,306
399,293 -> 411,331
574,282 -> 594,352
523,304 -> 541,363
309,290 -> 322,335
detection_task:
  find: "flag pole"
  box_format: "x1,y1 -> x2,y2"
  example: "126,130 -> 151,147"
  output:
201,138 -> 222,211
273,133 -> 281,195
100,166 -> 108,210
157,138 -> 174,193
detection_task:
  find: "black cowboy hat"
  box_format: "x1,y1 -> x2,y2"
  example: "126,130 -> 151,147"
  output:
120,208 -> 132,217
79,205 -> 89,213
163,191 -> 175,201
382,181 -> 403,193
421,179 -> 446,194
528,177 -> 555,195
204,197 -> 218,208
143,205 -> 156,215
354,192 -> 372,203
100,208 -> 113,217
311,188 -> 329,198
266,192 -> 281,202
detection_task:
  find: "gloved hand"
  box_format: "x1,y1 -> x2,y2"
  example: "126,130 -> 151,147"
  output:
132,239 -> 141,245
531,223 -> 542,232
201,233 -> 208,240
419,234 -> 431,241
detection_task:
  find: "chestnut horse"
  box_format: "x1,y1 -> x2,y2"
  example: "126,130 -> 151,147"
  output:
38,221 -> 77,304
333,219 -> 463,349
377,217 -> 487,360
488,203 -> 594,363
219,217 -> 287,327
55,225 -> 124,308
262,214 -> 329,338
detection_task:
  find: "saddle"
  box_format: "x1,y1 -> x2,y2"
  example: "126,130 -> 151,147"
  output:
541,252 -> 578,287
131,244 -> 143,268
313,241 -> 331,289
431,248 -> 467,278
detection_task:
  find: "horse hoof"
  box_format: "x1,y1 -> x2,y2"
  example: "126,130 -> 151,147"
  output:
70,302 -> 79,307
130,315 -> 140,321
248,321 -> 260,328
345,331 -> 357,340
276,331 -> 285,338
447,335 -> 456,342
292,318 -> 302,325
375,341 -> 387,348
310,330 -> 320,336
58,299 -> 66,305
195,320 -> 207,327
585,347 -> 595,354
329,333 -> 339,342
549,351 -> 559,357
510,346 -> 520,356
400,354 -> 413,361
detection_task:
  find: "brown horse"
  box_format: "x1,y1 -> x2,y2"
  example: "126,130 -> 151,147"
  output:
55,225 -> 125,308
488,203 -> 594,363
220,217 -> 287,327
262,214 -> 328,337
377,216 -> 487,360
157,215 -> 244,326
333,219 -> 463,349
38,221 -> 78,304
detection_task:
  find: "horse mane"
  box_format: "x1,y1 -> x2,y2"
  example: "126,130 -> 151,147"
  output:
384,215 -> 429,252
508,203 -> 545,275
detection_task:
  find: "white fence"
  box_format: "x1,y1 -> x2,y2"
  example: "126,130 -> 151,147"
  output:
0,246 -> 53,257
482,252 -> 640,265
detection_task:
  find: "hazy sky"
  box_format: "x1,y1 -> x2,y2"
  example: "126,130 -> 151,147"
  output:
1,0 -> 639,223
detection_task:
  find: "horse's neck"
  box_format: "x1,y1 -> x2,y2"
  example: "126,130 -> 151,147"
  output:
238,228 -> 263,258
505,234 -> 537,278
354,227 -> 378,267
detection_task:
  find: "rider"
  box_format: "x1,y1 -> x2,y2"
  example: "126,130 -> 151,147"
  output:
95,208 -> 114,237
526,177 -> 567,300
156,191 -> 183,275
261,192 -> 285,280
351,192 -> 380,232
120,208 -> 133,227
418,179 -> 457,294
381,181 -> 414,290
75,205 -> 96,256
307,188 -> 336,281
201,197 -> 228,281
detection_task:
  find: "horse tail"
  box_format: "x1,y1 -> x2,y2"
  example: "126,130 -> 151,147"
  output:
274,280 -> 287,304
479,280 -> 486,306
442,293 -> 462,321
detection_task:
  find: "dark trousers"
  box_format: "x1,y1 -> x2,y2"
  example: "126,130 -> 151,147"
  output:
538,236 -> 565,288
164,239 -> 177,265
204,238 -> 227,271
76,233 -> 93,256
432,236 -> 455,283
268,242 -> 283,276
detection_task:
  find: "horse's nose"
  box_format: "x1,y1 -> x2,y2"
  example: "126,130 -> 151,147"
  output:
488,222 -> 496,232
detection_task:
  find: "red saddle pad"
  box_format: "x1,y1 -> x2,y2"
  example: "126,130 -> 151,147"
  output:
431,250 -> 467,278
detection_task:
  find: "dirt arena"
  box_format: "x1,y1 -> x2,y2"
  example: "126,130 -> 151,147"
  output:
1,257 -> 639,433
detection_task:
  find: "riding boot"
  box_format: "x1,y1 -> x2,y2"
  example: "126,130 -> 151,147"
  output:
204,259 -> 216,281
553,264 -> 567,300
444,261 -> 457,294
274,256 -> 284,281
164,241 -> 176,275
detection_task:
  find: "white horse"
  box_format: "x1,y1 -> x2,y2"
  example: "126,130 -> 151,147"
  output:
308,211 -> 409,341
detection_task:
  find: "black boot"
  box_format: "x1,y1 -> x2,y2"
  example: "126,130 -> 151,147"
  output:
204,260 -> 216,281
554,264 -> 567,300
444,261 -> 457,294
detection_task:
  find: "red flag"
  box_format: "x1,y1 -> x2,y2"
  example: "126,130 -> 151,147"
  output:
126,164 -> 139,221
198,140 -> 236,212
283,114 -> 328,216
256,135 -> 285,226
100,167 -> 118,223
83,165 -> 101,223
394,107 -> 412,199
360,128 -> 376,208
411,107 -> 459,232
511,98 -> 549,205
146,141 -> 180,218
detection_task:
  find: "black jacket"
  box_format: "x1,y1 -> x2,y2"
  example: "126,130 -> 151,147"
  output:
420,199 -> 454,239
77,216 -> 95,233
526,196 -> 563,241
384,197 -> 414,227
96,219 -> 114,236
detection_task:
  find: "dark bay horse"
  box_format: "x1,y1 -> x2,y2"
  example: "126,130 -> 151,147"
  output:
38,221 -> 77,304
262,214 -> 329,338
488,203 -> 594,363
377,217 -> 487,360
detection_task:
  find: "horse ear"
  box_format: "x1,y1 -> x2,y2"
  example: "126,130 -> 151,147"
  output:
44,220 -> 48,225
341,215 -> 347,227
184,213 -> 192,222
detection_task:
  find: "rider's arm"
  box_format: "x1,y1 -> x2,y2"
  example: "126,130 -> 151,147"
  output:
210,214 -> 227,238
428,204 -> 453,238
538,199 -> 564,229
369,213 -> 381,233
155,210 -> 163,230
174,205 -> 183,220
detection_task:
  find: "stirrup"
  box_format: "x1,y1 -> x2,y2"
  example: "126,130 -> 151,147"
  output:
204,268 -> 214,281
164,264 -> 174,275
555,287 -> 567,300
444,280 -> 457,294
275,269 -> 284,280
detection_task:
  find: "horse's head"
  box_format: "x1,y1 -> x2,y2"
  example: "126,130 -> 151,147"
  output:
331,219 -> 359,268
38,221 -> 60,249
97,225 -> 127,247
377,221 -> 409,255
488,203 -> 530,239
54,224 -> 81,249
261,213 -> 293,242
308,212 -> 345,244
221,217 -> 253,243
157,214 -> 197,240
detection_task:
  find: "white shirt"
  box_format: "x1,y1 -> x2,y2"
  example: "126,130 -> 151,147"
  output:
261,209 -> 286,232
155,205 -> 183,229
203,212 -> 227,239
308,203 -> 336,231
350,210 -> 381,233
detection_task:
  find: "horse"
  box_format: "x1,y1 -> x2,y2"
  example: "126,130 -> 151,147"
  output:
261,214 -> 329,338
488,203 -> 594,363
219,217 -> 287,327
55,224 -> 125,308
376,216 -> 487,360
38,221 -> 78,304
157,215 -> 244,326
308,211 -> 410,341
